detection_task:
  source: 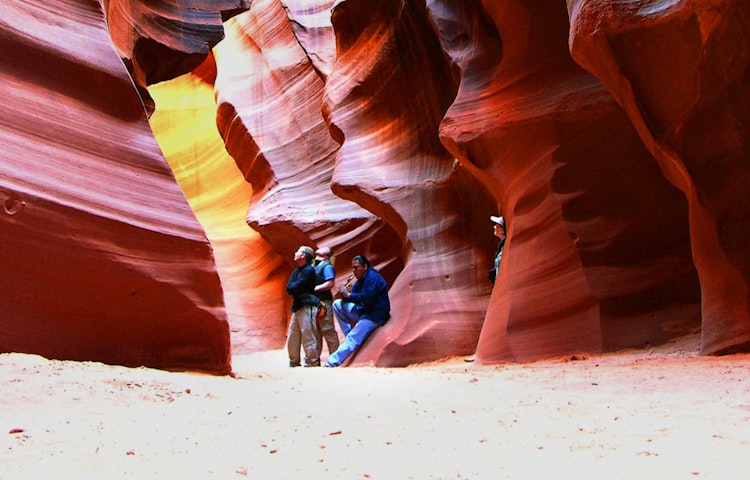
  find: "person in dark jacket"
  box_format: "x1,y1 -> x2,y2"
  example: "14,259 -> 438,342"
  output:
325,255 -> 390,367
286,246 -> 320,367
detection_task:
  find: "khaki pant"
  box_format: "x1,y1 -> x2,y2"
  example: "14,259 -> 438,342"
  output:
286,305 -> 320,366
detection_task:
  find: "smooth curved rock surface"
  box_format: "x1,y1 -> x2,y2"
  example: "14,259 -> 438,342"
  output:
436,0 -> 701,362
3,0 -> 750,370
325,0 -> 498,366
282,0 -> 337,79
0,0 -> 230,373
568,0 -> 750,355
103,0 -> 246,86
148,57 -> 290,354
213,0 -> 405,289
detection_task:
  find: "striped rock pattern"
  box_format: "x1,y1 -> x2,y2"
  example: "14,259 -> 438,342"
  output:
1,0 -> 748,371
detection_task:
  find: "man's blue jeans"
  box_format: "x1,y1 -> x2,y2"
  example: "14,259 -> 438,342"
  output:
326,299 -> 380,367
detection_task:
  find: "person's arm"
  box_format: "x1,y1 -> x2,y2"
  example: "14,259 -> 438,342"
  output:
315,264 -> 335,293
286,269 -> 300,295
339,280 -> 353,299
315,279 -> 334,293
287,265 -> 316,295
346,272 -> 379,307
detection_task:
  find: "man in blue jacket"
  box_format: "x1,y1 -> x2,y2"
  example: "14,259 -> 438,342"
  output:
325,255 -> 390,367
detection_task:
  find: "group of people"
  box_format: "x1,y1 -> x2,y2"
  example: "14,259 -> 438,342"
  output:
285,214 -> 504,368
285,246 -> 390,368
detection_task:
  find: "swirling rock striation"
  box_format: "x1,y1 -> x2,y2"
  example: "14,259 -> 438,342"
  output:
2,0 -> 750,370
103,0 -> 250,111
435,0 -> 702,362
0,0 -> 230,373
214,0 -> 405,295
322,0 -> 498,366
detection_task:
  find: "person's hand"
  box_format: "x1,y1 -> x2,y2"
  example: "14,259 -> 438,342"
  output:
339,274 -> 355,299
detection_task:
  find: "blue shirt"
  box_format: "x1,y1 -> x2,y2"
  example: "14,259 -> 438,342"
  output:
314,260 -> 336,301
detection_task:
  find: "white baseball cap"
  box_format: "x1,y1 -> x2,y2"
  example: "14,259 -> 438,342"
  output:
490,216 -> 505,228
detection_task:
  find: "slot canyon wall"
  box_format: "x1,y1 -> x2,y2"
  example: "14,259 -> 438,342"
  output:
0,0 -> 748,373
0,0 -> 231,373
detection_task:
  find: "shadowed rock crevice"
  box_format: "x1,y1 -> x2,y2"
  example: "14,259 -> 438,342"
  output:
569,0 -> 750,355
436,0 -> 701,363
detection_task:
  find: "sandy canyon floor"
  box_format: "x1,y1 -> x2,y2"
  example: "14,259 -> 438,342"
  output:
2,334 -> 749,479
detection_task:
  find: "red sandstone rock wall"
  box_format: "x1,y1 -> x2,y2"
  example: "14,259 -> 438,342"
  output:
0,0 -> 230,373
436,0 -> 702,363
567,0 -> 750,355
1,0 -> 748,370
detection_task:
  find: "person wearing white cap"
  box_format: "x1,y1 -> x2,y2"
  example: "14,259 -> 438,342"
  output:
489,216 -> 506,284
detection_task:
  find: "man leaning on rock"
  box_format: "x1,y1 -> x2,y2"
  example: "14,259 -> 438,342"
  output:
325,255 -> 390,367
